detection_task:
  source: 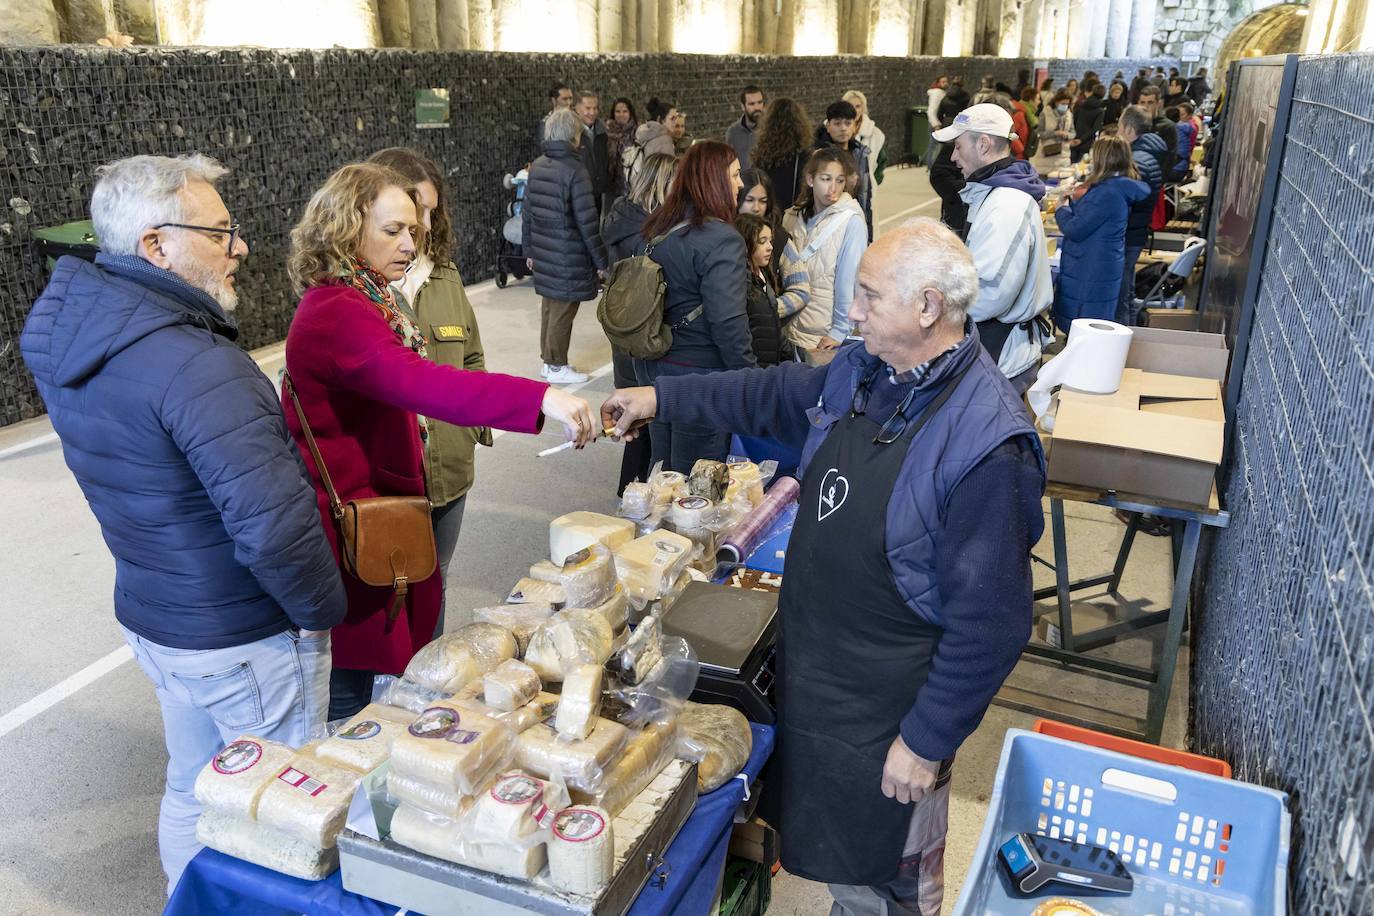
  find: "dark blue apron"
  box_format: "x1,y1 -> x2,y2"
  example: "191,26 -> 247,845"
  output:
765,360 -> 970,886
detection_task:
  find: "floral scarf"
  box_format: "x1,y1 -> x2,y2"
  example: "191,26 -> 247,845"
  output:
347,258 -> 430,441
605,116 -> 638,160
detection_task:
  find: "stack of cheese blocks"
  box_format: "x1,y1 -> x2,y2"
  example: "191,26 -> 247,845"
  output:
193,702 -> 413,881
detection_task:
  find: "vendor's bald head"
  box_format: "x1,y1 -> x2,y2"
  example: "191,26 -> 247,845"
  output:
849,218 -> 976,372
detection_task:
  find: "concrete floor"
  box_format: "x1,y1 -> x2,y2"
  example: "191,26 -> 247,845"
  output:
0,166 -> 1189,915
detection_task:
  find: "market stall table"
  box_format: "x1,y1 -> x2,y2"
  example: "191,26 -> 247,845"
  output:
165,724 -> 775,916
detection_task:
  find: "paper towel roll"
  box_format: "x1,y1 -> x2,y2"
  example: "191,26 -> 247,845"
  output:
1027,319 -> 1133,427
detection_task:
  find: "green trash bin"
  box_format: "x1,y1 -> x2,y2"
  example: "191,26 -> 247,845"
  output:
32,219 -> 100,271
907,106 -> 931,165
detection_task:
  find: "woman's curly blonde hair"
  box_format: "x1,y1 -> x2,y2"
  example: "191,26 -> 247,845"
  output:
288,162 -> 417,293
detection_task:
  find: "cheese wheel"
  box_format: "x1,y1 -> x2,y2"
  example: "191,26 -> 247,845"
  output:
620,482 -> 655,519
529,545 -> 617,610
254,753 -> 362,848
404,623 -> 518,694
196,811 -> 339,881
507,577 -> 567,609
648,470 -> 686,509
516,718 -> 628,793
613,531 -> 694,602
315,703 -> 414,773
483,659 -> 541,712
468,771 -> 549,842
389,702 -> 518,796
549,512 -> 637,565
473,603 -> 556,656
680,703 -> 753,792
387,772 -> 475,819
727,460 -> 766,506
582,585 -> 629,635
524,608 -> 615,682
555,664 -> 603,741
389,801 -> 465,861
549,806 -> 615,895
668,496 -> 711,530
687,459 -> 729,501
193,736 -> 296,820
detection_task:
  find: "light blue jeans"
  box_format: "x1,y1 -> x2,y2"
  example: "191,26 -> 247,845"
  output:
121,625 -> 331,895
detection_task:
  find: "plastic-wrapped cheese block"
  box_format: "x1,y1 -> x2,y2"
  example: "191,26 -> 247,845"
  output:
648,470 -> 686,510
687,459 -> 730,501
315,704 -> 414,773
555,664 -> 603,741
613,531 -> 694,602
529,545 -> 618,610
255,753 -> 362,847
679,703 -> 754,792
483,659 -> 541,712
457,837 -> 548,880
549,512 -> 637,566
507,577 -> 567,610
193,736 -> 295,820
548,806 -> 615,895
473,603 -> 555,656
468,771 -> 550,843
403,623 -> 518,694
608,614 -> 664,687
516,718 -> 628,793
387,772 -> 474,819
667,496 -> 712,530
453,690 -> 560,734
579,585 -> 629,635
524,608 -> 615,682
197,811 -> 339,881
384,677 -> 447,715
389,702 -> 518,796
727,460 -> 766,506
579,720 -> 679,816
389,801 -> 465,861
620,482 -> 655,520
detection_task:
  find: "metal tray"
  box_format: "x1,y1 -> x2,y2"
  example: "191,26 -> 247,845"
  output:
338,761 -> 699,915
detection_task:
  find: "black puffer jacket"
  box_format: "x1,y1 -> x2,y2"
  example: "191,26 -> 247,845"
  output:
522,140 -> 609,302
745,272 -> 786,367
602,196 -> 649,263
646,212 -> 754,370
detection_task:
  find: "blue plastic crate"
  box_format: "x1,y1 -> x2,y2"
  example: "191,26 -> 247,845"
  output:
954,730 -> 1290,915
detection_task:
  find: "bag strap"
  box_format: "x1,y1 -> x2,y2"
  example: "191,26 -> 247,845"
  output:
283,373 -> 345,522
669,304 -> 705,329
644,219 -> 692,254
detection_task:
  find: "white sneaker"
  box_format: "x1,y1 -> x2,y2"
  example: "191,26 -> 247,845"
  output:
545,365 -> 589,385
539,364 -> 551,379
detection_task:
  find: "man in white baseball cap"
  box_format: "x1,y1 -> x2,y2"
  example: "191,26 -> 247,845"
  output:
935,103 -> 1053,393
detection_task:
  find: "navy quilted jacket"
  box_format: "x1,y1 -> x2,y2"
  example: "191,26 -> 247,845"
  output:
20,255 -> 346,649
522,139 -> 609,302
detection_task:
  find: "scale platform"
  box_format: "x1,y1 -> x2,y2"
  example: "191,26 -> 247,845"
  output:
661,582 -> 777,724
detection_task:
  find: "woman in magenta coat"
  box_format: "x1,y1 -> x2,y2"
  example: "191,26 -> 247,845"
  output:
285,161 -> 597,719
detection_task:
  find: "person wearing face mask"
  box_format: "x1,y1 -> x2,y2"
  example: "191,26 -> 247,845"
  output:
813,99 -> 874,242
20,154 -> 347,895
939,103 -> 1053,392
367,148 -> 489,633
783,148 -> 868,353
283,161 -> 598,719
1030,91 -> 1076,178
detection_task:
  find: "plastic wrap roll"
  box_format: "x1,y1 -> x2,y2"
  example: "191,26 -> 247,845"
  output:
716,476 -> 801,564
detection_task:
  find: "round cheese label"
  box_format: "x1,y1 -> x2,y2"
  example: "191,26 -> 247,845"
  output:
654,539 -> 684,555
676,496 -> 710,511
728,461 -> 755,472
491,774 -> 544,805
338,720 -> 381,741
213,739 -> 263,775
409,706 -> 459,739
553,807 -> 607,842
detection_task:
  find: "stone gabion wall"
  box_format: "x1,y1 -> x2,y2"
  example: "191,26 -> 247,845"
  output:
0,46 -> 1155,426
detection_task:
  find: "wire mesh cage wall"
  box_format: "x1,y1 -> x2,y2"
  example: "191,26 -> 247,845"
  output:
1194,52 -> 1374,914
0,47 -> 1164,428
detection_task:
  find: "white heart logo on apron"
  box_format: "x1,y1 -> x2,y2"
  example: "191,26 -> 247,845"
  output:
818,468 -> 850,521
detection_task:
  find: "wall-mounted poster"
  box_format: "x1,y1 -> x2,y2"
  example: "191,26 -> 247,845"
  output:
416,88 -> 451,129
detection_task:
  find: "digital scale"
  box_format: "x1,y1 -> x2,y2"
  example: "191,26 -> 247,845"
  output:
999,832 -> 1134,896
660,582 -> 777,724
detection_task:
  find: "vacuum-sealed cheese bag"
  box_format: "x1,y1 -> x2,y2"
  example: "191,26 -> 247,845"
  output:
483,659 -> 542,712
516,717 -> 628,793
555,664 -> 604,742
196,811 -> 339,880
579,586 -> 629,635
386,772 -> 475,819
389,801 -> 464,861
473,603 -> 556,656
524,608 -> 614,682
678,703 -> 753,792
529,545 -> 618,610
403,623 -> 518,694
687,459 -> 729,501
579,719 -> 680,816
255,753 -> 362,847
389,702 -> 517,796
315,704 -> 414,773
193,736 -> 295,820
613,531 -> 694,603
548,806 -> 615,895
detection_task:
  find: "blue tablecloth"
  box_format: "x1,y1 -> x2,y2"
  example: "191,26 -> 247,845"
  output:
739,502 -> 796,576
167,724 -> 775,916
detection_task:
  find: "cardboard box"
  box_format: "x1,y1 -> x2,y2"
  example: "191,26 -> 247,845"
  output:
1144,308 -> 1203,331
1048,328 -> 1228,507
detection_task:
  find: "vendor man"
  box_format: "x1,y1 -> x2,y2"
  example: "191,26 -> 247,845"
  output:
602,219 -> 1045,915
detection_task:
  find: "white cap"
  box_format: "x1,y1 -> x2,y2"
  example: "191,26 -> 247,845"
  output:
932,103 -> 1015,142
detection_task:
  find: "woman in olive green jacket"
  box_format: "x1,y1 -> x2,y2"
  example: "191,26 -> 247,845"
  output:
370,147 -> 491,632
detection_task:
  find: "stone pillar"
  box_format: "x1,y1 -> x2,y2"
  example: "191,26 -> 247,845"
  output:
1019,0 -> 1042,55
638,0 -> 658,51
940,0 -> 967,54
1105,0 -> 1130,55
410,0 -> 438,47
598,0 -> 622,50
1087,0 -> 1108,57
468,0 -> 493,49
962,0 -> 978,54
848,0 -> 872,54
998,0 -> 1023,57
117,0 -> 158,42
0,0 -> 60,42
776,0 -> 798,54
1127,0 -> 1154,57
437,0 -> 468,48
740,0 -> 756,53
1042,0 -> 1067,57
1065,0 -> 1091,57
377,0 -> 412,45
658,0 -> 673,52
758,0 -> 780,53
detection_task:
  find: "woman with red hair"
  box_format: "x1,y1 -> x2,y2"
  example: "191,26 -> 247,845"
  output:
634,140 -> 753,472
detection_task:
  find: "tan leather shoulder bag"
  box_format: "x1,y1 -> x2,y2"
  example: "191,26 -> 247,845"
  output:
283,373 -> 437,626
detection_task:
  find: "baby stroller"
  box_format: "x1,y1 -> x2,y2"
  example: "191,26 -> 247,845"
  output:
495,168 -> 531,288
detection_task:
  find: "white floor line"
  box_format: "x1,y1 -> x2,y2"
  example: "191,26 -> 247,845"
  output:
877,197 -> 941,227
489,360 -> 615,443
0,430 -> 58,460
0,645 -> 133,740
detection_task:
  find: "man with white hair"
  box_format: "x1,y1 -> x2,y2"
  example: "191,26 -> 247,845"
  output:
937,102 -> 1053,393
602,220 -> 1046,915
20,154 -> 345,893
